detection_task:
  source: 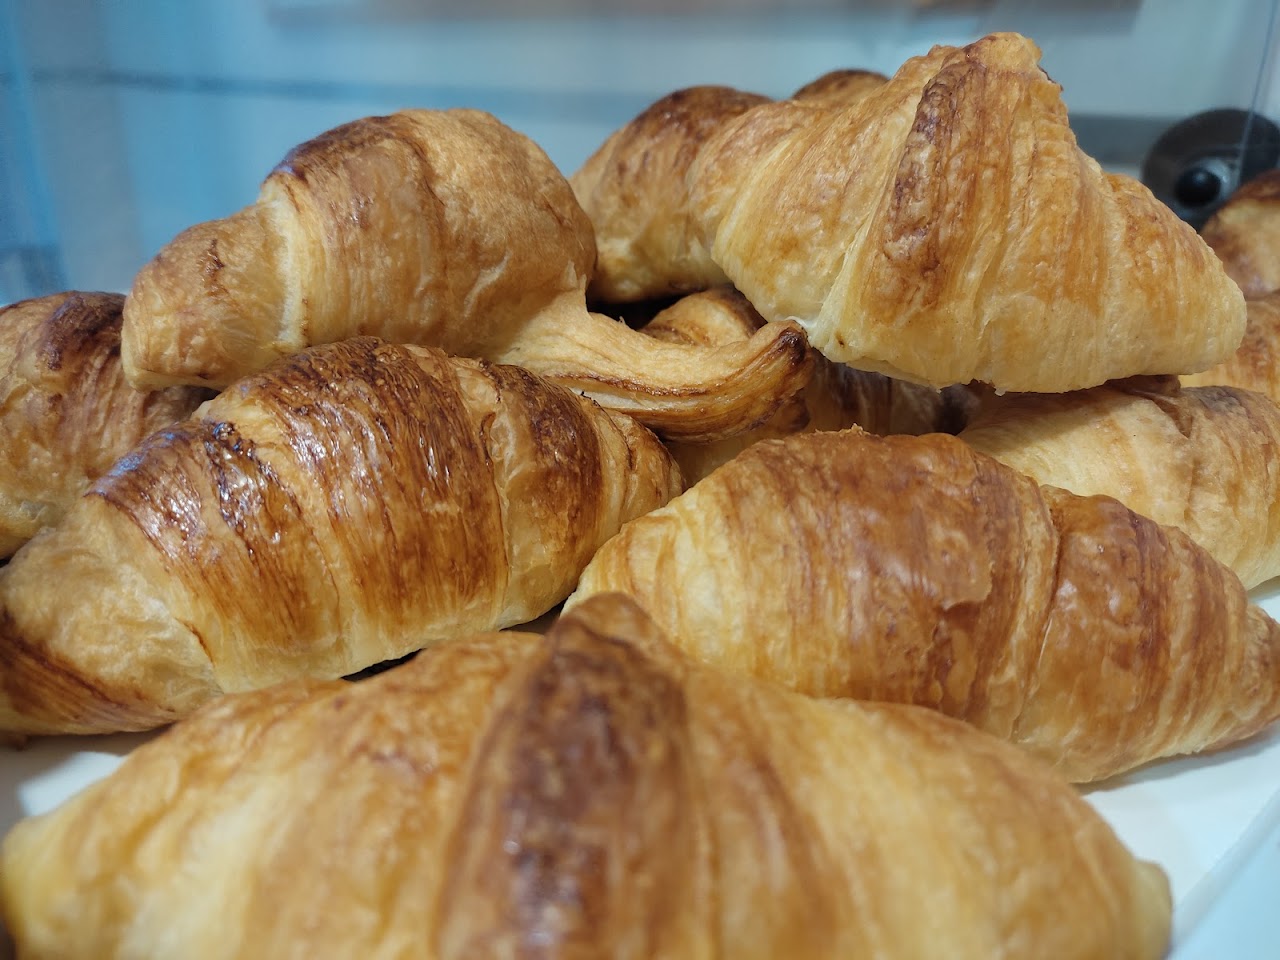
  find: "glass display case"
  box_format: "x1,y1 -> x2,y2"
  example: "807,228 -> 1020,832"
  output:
2,3 -> 1280,958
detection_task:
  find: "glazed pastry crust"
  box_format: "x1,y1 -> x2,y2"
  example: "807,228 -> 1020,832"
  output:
689,34 -> 1246,391
569,429 -> 1280,782
0,595 -> 1171,960
0,292 -> 209,557
959,377 -> 1280,587
1201,169 -> 1280,297
0,338 -> 680,736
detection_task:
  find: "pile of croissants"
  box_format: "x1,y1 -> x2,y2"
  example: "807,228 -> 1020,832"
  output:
3,30 -> 1280,958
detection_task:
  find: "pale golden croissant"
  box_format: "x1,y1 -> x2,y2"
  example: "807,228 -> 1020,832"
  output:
1201,169 -> 1280,297
0,292 -> 212,558
0,338 -> 680,737
643,286 -> 972,484
1181,290 -> 1280,402
570,71 -> 887,304
122,108 -> 810,442
0,594 -> 1172,960
569,428 -> 1280,783
689,33 -> 1246,392
958,376 -> 1280,589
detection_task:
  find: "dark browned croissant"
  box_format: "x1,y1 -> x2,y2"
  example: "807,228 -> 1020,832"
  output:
570,428 -> 1280,782
0,338 -> 680,736
1201,169 -> 1280,297
689,33 -> 1245,391
958,376 -> 1280,588
0,594 -> 1172,959
121,108 -> 809,442
0,292 -> 210,557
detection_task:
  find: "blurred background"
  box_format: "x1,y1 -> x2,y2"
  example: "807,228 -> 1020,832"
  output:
1,0 -> 1278,303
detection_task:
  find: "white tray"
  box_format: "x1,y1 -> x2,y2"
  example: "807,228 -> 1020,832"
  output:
4,589 -> 1280,957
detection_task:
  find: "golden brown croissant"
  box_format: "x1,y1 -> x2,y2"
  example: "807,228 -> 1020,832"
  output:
121,108 -> 810,442
0,338 -> 680,737
569,428 -> 1280,783
0,292 -> 211,558
643,286 -> 971,483
789,67 -> 890,106
1181,290 -> 1280,402
570,72 -> 887,305
1201,169 -> 1280,297
689,33 -> 1246,392
958,376 -> 1280,588
570,85 -> 769,304
0,594 -> 1172,959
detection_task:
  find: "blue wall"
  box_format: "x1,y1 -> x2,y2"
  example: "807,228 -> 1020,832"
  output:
2,0 -> 1276,302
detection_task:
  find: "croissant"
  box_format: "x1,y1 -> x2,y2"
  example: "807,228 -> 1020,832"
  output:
0,337 -> 680,736
644,286 -> 971,483
1201,169 -> 1280,297
689,33 -> 1246,392
0,593 -> 1172,960
121,108 -> 810,442
570,85 -> 769,304
958,376 -> 1280,588
569,428 -> 1280,783
1181,290 -> 1280,403
0,292 -> 211,558
570,71 -> 887,304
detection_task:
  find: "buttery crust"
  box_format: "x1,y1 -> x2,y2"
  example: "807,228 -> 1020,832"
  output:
959,377 -> 1280,588
643,286 -> 970,483
123,109 -> 597,389
0,594 -> 1171,959
571,86 -> 769,303
569,428 -> 1280,782
0,338 -> 680,736
689,33 -> 1246,391
121,108 -> 811,443
0,292 -> 210,557
1201,169 -> 1280,297
1181,290 -> 1280,402
570,71 -> 887,304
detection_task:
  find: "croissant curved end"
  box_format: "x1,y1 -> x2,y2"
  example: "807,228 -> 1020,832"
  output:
498,307 -> 814,444
122,208 -> 291,391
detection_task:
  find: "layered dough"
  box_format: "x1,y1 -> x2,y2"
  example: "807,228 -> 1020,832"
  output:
570,428 -> 1280,783
0,292 -> 210,557
0,338 -> 680,736
1,595 -> 1171,960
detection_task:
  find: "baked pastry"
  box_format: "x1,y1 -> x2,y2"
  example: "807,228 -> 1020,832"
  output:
0,338 -> 680,736
689,33 -> 1246,392
0,593 -> 1172,960
644,286 -> 971,483
1181,290 -> 1280,403
958,376 -> 1280,588
790,67 -> 889,106
1201,169 -> 1280,296
0,292 -> 210,557
571,85 -> 769,303
569,428 -> 1280,782
571,71 -> 887,304
121,108 -> 810,442
490,294 -> 811,444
